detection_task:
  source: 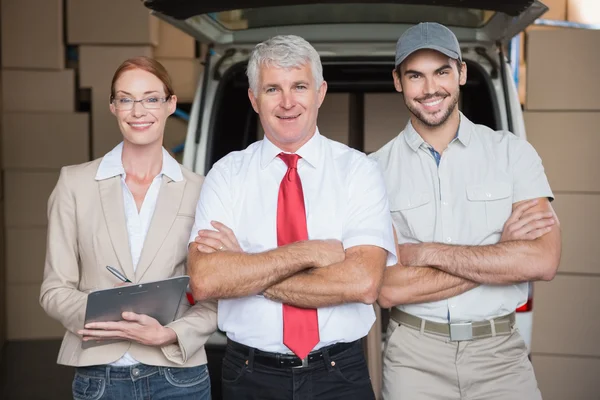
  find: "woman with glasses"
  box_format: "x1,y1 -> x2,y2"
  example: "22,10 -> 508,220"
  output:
40,56 -> 216,399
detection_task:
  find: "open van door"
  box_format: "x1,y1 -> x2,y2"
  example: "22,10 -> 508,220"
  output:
143,0 -> 547,174
143,0 -> 547,46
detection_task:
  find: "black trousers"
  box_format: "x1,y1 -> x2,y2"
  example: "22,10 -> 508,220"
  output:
221,340 -> 376,400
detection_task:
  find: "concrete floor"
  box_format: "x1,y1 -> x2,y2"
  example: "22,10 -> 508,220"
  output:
0,340 -> 225,399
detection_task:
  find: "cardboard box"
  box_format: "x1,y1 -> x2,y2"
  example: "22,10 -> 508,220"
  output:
2,112 -> 90,169
567,0 -> 600,24
533,355 -> 600,400
79,46 -> 153,89
156,58 -> 202,103
164,116 -> 188,163
154,20 -> 196,59
318,93 -> 349,145
7,284 -> 65,339
2,70 -> 75,112
518,32 -> 525,64
540,0 -> 568,20
532,275 -> 600,357
1,0 -> 64,69
91,91 -> 121,159
551,194 -> 600,275
67,0 -> 159,45
220,19 -> 249,30
6,228 -> 47,284
526,29 -> 600,110
525,111 -> 600,192
4,171 -> 59,228
218,10 -> 244,21
364,94 -> 411,153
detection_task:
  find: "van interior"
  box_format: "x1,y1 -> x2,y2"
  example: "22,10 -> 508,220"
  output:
205,58 -> 499,171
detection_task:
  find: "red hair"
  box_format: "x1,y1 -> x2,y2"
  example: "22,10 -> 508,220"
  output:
110,56 -> 174,100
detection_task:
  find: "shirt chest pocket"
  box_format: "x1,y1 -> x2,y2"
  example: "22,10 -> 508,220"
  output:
390,192 -> 435,242
466,182 -> 512,233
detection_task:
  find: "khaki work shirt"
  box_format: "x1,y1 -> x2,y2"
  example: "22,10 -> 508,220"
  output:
370,113 -> 553,323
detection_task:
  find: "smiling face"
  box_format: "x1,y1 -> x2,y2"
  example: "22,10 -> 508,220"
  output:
394,49 -> 466,129
110,68 -> 177,148
248,63 -> 327,153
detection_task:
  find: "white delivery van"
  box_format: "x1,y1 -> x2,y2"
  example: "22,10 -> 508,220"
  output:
143,0 -> 547,394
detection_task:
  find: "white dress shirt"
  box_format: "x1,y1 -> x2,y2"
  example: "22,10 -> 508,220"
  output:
190,129 -> 397,353
95,142 -> 183,366
370,113 -> 554,323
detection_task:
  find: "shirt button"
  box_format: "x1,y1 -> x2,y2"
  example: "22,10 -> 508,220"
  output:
446,237 -> 452,243
132,368 -> 140,377
451,304 -> 456,308
442,201 -> 448,206
486,192 -> 492,198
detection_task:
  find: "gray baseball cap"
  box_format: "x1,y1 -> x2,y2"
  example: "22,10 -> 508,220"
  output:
395,22 -> 462,67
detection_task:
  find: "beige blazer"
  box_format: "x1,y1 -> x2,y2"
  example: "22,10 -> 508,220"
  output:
40,158 -> 217,367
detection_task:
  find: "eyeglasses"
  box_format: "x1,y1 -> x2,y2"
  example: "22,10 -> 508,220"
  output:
111,95 -> 171,110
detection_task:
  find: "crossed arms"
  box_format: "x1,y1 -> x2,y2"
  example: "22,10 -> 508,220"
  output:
378,198 -> 562,308
189,198 -> 560,309
187,222 -> 388,308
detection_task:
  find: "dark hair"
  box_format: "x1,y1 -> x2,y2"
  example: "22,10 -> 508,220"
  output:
110,56 -> 174,100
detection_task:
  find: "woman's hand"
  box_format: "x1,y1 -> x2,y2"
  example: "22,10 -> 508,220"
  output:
194,221 -> 243,253
78,312 -> 177,346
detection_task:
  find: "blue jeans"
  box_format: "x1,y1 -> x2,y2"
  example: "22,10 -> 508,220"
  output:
72,363 -> 211,400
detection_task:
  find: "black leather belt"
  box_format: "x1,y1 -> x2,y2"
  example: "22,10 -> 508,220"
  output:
227,339 -> 358,368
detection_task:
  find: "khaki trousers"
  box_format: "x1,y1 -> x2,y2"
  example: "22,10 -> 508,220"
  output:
382,318 -> 542,400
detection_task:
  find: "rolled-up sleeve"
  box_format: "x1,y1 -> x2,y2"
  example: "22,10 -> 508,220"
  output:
343,157 -> 397,266
510,138 -> 554,203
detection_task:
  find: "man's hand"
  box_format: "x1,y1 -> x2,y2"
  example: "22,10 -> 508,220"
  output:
194,221 -> 344,268
312,240 -> 345,268
500,199 -> 555,242
77,312 -> 177,346
194,221 -> 243,253
397,199 -> 556,268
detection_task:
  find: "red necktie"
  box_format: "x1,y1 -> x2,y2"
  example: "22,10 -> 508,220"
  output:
277,153 -> 319,359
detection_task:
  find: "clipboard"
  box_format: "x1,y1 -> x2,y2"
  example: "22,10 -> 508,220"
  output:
82,275 -> 190,349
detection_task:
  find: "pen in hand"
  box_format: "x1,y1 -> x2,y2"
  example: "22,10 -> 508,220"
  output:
106,265 -> 132,283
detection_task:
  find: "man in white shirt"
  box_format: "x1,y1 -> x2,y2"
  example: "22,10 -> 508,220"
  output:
187,35 -> 397,400
369,22 -> 562,399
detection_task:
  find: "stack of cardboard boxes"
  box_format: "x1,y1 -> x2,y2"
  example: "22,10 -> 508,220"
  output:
153,18 -> 201,159
518,0 -> 568,104
0,0 -> 202,343
1,0 -> 89,340
520,0 -> 600,105
524,3 -> 600,398
68,0 -> 201,159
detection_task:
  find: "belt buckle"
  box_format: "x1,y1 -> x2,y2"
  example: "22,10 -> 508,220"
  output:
292,357 -> 309,369
449,322 -> 473,341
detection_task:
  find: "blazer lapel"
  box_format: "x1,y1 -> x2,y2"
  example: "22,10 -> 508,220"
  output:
135,175 -> 186,282
98,177 -> 135,280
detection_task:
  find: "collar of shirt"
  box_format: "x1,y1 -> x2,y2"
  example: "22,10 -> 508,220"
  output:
94,142 -> 183,182
259,128 -> 322,170
403,111 -> 473,152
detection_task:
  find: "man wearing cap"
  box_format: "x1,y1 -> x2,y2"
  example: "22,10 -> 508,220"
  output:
369,22 -> 561,399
